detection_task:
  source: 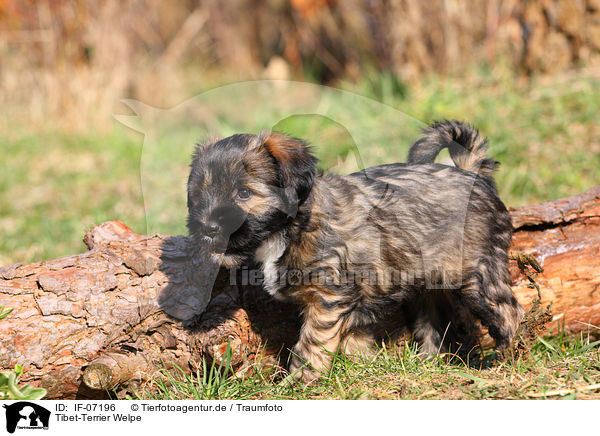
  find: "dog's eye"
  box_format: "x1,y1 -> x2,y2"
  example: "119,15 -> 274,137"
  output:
236,188 -> 252,201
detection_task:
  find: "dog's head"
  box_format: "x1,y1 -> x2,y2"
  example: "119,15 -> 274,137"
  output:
187,131 -> 317,265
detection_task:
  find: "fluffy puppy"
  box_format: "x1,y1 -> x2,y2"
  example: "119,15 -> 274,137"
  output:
187,121 -> 524,382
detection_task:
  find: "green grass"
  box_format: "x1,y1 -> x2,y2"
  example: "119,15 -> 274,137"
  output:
0,128 -> 146,265
133,333 -> 600,400
1,67 -> 600,267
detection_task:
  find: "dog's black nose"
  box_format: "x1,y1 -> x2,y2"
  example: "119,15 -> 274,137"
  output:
202,221 -> 220,237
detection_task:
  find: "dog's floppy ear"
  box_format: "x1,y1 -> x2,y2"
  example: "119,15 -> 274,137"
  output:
259,131 -> 317,215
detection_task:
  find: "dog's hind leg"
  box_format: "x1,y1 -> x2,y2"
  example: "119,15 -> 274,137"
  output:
406,293 -> 448,356
459,260 -> 524,351
413,316 -> 445,355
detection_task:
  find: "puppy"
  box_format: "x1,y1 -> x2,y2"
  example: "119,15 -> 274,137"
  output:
187,121 -> 524,382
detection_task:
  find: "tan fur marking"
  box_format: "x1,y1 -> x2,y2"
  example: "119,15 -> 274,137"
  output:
237,194 -> 271,215
262,132 -> 303,165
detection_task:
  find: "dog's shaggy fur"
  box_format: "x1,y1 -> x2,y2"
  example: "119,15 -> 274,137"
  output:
187,121 -> 524,382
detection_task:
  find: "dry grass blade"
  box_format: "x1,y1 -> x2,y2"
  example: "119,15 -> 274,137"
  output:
526,383 -> 600,398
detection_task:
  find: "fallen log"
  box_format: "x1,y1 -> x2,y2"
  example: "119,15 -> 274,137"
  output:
0,222 -> 299,399
0,185 -> 599,398
509,185 -> 600,336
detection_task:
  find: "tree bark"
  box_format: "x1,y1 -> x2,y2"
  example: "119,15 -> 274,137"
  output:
1,185 -> 599,399
508,185 -> 600,336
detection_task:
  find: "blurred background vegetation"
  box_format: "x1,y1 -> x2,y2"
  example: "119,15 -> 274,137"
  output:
1,0 -> 600,266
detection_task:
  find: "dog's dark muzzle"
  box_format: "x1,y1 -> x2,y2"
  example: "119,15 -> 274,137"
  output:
188,199 -> 249,253
199,221 -> 220,238
191,220 -> 228,251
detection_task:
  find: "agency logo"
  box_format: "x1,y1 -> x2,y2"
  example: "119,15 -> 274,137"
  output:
3,402 -> 50,434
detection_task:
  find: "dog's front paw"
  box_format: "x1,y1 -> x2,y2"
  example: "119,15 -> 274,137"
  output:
288,356 -> 321,384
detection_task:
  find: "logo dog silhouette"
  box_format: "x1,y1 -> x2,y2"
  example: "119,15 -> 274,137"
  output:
3,402 -> 50,433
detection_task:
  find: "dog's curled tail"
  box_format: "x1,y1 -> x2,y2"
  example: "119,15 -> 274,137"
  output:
407,120 -> 498,180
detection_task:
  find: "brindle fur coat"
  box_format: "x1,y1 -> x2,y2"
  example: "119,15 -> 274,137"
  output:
187,120 -> 524,382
